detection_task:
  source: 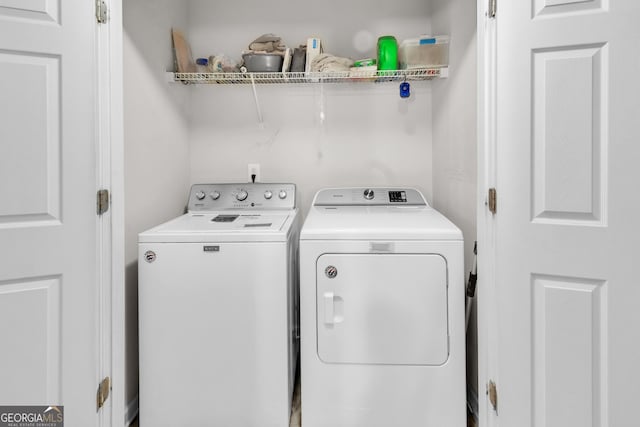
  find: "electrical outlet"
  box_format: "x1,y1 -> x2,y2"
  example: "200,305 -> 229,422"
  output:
248,163 -> 261,183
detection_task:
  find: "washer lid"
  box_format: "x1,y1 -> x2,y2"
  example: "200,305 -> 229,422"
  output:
139,210 -> 297,243
205,213 -> 289,231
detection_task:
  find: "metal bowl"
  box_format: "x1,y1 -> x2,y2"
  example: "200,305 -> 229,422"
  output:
242,53 -> 284,72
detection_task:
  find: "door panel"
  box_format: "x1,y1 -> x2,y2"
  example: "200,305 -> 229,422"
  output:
0,0 -> 59,23
0,276 -> 61,401
316,253 -> 449,365
0,0 -> 98,423
534,0 -> 605,17
531,43 -> 605,224
532,274 -> 606,427
0,51 -> 60,224
493,0 -> 640,425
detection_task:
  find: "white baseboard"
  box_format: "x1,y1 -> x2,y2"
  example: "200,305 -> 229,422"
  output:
467,384 -> 479,422
125,394 -> 139,426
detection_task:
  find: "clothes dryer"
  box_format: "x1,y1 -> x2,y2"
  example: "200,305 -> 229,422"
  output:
299,187 -> 465,427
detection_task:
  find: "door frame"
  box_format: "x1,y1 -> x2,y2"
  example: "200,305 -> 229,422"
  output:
477,0 -> 497,426
98,0 -> 125,425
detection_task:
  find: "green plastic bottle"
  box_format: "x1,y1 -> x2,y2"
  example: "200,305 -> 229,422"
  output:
377,36 -> 398,71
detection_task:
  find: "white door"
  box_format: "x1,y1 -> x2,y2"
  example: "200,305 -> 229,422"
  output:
488,1 -> 640,426
0,1 -> 100,425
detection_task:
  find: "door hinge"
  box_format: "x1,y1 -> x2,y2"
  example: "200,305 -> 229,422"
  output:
488,0 -> 497,18
97,189 -> 109,215
96,0 -> 108,24
488,380 -> 498,414
488,188 -> 497,215
96,377 -> 111,411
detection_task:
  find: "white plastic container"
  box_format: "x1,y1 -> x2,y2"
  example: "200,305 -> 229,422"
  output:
399,35 -> 450,69
305,37 -> 323,73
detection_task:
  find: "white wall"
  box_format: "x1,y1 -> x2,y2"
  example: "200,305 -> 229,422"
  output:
123,0 -> 191,417
189,84 -> 434,215
431,0 -> 479,406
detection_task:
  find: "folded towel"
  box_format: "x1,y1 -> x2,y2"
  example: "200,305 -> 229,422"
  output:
249,41 -> 286,52
311,53 -> 354,73
250,33 -> 282,44
248,33 -> 287,54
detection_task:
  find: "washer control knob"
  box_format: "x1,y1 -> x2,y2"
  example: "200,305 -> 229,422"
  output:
364,189 -> 375,200
195,191 -> 206,200
210,191 -> 221,200
264,190 -> 273,200
236,189 -> 248,201
278,190 -> 287,200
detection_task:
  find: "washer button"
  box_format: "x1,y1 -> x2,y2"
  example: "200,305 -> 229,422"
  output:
278,190 -> 287,199
264,190 -> 273,200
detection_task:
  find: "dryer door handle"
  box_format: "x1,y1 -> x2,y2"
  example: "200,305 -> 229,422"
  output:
323,292 -> 335,324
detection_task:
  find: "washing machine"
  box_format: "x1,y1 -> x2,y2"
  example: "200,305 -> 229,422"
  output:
138,183 -> 300,427
299,187 -> 465,427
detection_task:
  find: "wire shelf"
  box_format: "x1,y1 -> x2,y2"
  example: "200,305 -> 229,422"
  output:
171,67 -> 447,85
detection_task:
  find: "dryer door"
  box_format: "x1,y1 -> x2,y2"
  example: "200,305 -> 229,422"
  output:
316,253 -> 449,365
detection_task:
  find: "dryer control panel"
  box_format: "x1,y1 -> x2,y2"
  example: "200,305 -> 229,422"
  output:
188,183 -> 296,212
313,187 -> 427,206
